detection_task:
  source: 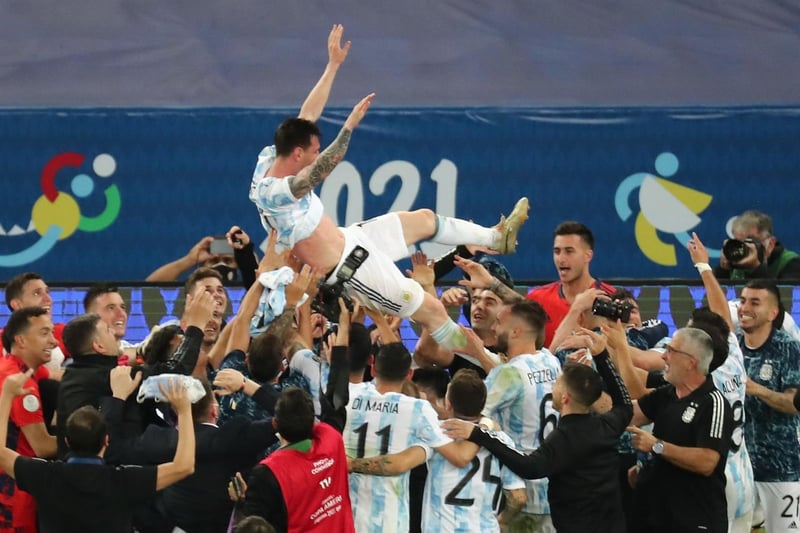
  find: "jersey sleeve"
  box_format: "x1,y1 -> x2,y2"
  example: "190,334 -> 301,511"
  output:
496,432 -> 526,490
289,349 -> 320,381
482,365 -> 523,417
414,401 -> 452,454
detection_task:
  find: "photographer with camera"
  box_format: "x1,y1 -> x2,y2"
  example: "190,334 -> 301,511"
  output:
714,210 -> 800,281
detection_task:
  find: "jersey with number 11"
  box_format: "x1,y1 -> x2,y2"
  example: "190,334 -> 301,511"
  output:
344,386 -> 451,533
482,350 -> 561,515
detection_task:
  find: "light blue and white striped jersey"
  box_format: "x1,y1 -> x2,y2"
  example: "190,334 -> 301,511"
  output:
345,386 -> 452,533
711,332 -> 755,520
482,349 -> 561,515
422,428 -> 525,533
249,144 -> 324,252
288,348 -> 330,417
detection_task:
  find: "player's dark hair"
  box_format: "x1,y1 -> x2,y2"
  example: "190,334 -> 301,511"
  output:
448,369 -> 487,418
65,406 -> 107,457
374,342 -> 412,382
248,333 -> 284,383
62,313 -> 102,356
83,283 -> 121,313
4,272 -> 45,311
561,363 -> 603,407
508,300 -> 548,350
274,387 -> 315,443
554,221 -> 595,249
2,306 -> 49,353
274,118 -> 322,157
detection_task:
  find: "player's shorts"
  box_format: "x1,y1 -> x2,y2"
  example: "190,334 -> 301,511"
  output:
327,213 -> 424,318
752,481 -> 800,533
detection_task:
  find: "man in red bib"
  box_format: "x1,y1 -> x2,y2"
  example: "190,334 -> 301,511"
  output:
241,311 -> 354,532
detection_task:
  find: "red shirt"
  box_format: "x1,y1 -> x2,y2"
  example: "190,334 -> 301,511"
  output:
527,280 -> 617,348
0,356 -> 49,533
262,423 -> 355,533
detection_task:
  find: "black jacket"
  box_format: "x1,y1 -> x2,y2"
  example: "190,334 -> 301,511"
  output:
469,352 -> 633,533
102,388 -> 279,533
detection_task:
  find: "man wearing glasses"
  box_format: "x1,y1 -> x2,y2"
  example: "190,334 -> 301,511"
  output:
626,327 -> 733,533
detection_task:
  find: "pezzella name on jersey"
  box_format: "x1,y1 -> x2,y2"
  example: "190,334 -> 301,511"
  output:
527,368 -> 557,385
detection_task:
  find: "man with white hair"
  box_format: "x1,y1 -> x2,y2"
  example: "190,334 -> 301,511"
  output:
627,327 -> 733,533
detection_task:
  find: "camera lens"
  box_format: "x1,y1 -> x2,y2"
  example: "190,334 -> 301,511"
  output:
722,239 -> 749,263
591,298 -> 633,323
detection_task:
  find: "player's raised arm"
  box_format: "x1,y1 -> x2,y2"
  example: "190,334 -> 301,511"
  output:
298,24 -> 351,122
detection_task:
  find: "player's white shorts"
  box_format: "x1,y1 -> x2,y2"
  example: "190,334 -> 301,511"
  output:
752,481 -> 800,533
327,213 -> 425,318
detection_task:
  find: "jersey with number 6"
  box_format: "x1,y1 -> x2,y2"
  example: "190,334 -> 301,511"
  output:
482,350 -> 561,515
711,332 -> 755,520
422,428 -> 525,533
344,386 -> 452,533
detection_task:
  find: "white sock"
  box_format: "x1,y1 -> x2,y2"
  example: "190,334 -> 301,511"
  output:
432,215 -> 498,247
430,319 -> 468,351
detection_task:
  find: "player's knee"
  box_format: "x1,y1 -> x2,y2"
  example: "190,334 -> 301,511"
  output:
412,209 -> 437,233
414,292 -> 448,324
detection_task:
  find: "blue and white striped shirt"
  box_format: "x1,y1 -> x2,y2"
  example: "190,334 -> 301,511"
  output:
482,349 -> 561,515
345,387 -> 452,533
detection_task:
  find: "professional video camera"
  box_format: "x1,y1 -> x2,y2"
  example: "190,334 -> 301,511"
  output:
722,238 -> 765,268
592,298 -> 633,323
311,246 -> 369,323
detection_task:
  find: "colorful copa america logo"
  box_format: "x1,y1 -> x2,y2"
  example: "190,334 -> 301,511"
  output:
0,152 -> 121,267
614,152 -> 720,266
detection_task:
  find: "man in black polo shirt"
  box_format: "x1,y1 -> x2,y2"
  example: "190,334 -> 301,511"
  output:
627,327 -> 733,533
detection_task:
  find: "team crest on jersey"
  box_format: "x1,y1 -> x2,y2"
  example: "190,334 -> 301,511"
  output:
401,291 -> 412,302
759,363 -> 773,381
682,403 -> 696,423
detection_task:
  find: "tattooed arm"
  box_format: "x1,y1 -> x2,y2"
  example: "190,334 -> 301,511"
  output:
264,306 -> 297,345
288,93 -> 375,199
288,128 -> 352,198
348,445 -> 427,475
454,256 -> 523,304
